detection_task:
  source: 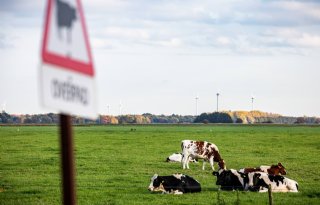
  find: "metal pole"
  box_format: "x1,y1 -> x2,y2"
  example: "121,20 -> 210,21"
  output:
59,114 -> 76,205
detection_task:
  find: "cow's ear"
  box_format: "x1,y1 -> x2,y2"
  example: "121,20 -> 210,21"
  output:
212,171 -> 218,176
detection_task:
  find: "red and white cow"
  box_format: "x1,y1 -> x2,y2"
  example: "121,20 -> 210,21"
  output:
248,172 -> 298,192
181,140 -> 225,170
239,163 -> 287,175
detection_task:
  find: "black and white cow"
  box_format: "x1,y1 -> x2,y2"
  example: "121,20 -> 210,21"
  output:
181,140 -> 225,170
247,172 -> 298,192
166,153 -> 198,163
148,173 -> 201,194
212,169 -> 249,191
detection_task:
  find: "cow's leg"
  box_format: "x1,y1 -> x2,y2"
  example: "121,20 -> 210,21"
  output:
209,157 -> 215,170
186,155 -> 190,169
202,161 -> 206,170
181,154 -> 185,169
173,190 -> 184,195
182,153 -> 189,169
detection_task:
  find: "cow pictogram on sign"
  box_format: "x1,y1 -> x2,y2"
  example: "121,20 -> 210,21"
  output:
56,0 -> 77,43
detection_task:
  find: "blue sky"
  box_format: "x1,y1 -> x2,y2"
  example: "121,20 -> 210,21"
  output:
0,0 -> 320,117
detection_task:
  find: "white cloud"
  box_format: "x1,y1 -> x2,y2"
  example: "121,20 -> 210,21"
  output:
280,1 -> 320,19
104,27 -> 150,40
216,36 -> 231,46
295,33 -> 320,48
157,38 -> 182,47
260,28 -> 320,49
91,38 -> 114,49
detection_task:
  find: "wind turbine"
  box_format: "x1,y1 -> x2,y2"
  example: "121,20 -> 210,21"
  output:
216,93 -> 220,112
251,95 -> 255,111
195,95 -> 199,116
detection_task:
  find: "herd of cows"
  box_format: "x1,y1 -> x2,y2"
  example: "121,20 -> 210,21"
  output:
148,140 -> 299,194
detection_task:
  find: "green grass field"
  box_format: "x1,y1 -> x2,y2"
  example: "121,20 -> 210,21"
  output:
1,125 -> 320,204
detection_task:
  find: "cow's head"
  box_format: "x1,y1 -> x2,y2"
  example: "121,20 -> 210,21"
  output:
148,174 -> 165,192
212,169 -> 229,187
213,169 -> 247,191
269,162 -> 286,175
277,162 -> 286,175
218,159 -> 226,170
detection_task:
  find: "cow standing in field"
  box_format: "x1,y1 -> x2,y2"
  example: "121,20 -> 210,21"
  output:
239,163 -> 287,175
247,172 -> 298,192
148,173 -> 201,194
181,140 -> 225,170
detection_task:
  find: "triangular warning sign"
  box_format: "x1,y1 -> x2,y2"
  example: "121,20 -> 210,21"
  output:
40,0 -> 97,119
42,0 -> 94,76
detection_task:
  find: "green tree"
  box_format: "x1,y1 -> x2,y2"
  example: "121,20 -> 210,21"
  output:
194,112 -> 232,123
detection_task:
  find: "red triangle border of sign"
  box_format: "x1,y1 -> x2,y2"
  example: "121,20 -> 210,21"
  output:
41,0 -> 94,77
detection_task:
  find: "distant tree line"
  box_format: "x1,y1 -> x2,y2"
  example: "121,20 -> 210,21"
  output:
0,112 -> 195,125
142,113 -> 195,123
1,111 -> 319,125
194,112 -> 233,123
101,114 -> 195,124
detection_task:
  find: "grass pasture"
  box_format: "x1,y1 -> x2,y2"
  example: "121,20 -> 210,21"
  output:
1,124 -> 320,204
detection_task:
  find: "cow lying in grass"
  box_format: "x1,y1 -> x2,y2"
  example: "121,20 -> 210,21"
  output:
212,169 -> 298,192
148,173 -> 201,194
239,163 -> 287,175
247,172 -> 298,192
166,153 -> 198,163
212,169 -> 249,191
181,140 -> 226,170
